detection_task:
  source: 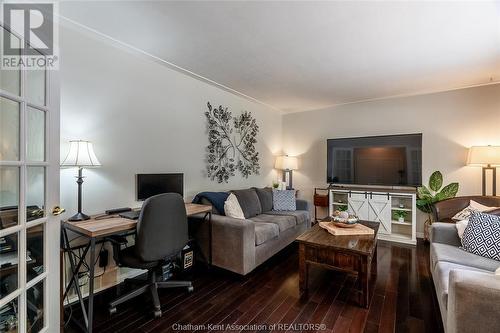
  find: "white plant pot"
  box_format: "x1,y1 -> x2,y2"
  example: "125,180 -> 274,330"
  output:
398,217 -> 405,223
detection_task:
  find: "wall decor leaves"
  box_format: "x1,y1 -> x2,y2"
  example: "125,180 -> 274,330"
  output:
205,102 -> 260,183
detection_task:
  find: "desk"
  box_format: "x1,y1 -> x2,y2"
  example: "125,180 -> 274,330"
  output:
61,203 -> 212,333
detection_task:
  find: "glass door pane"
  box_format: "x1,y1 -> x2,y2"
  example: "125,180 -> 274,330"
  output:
0,297 -> 19,332
0,166 -> 20,229
27,225 -> 44,282
26,167 -> 45,222
26,69 -> 46,106
26,108 -> 46,162
0,232 -> 19,299
0,97 -> 20,161
0,29 -> 21,96
26,281 -> 44,333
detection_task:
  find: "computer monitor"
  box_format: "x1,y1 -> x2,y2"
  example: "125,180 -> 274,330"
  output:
136,173 -> 184,201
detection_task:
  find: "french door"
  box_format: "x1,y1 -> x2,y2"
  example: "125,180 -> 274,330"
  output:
0,25 -> 60,333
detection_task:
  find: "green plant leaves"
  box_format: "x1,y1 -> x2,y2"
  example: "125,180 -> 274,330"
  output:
436,182 -> 459,201
416,199 -> 432,213
417,185 -> 432,200
416,171 -> 459,215
429,171 -> 443,192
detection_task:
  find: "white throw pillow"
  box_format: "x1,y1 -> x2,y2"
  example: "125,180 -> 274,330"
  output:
496,267 -> 500,276
452,200 -> 498,221
455,219 -> 469,240
224,193 -> 245,219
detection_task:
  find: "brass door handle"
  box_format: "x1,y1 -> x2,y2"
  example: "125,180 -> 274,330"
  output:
52,206 -> 66,216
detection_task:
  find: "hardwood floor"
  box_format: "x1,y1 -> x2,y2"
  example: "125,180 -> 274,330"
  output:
65,239 -> 443,333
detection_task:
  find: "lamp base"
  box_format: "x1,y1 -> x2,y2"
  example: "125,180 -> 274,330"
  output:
68,212 -> 90,221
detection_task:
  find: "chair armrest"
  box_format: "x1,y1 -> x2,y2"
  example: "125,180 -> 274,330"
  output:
296,199 -> 309,211
447,270 -> 500,333
430,222 -> 461,247
210,215 -> 256,275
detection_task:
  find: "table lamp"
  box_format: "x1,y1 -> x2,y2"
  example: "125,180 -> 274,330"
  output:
467,145 -> 500,196
275,155 -> 298,190
61,140 -> 101,221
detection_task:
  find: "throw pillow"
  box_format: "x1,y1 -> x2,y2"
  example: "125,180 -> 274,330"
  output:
231,189 -> 262,218
452,200 -> 498,221
496,267 -> 500,275
461,211 -> 500,261
273,190 -> 296,211
455,219 -> 469,240
224,193 -> 245,219
253,187 -> 273,212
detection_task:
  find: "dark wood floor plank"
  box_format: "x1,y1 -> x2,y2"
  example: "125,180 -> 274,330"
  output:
65,240 -> 443,333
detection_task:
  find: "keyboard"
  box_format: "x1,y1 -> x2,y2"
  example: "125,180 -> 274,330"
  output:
119,210 -> 140,220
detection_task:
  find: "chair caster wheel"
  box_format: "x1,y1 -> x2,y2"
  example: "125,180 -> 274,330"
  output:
187,286 -> 194,293
109,307 -> 117,315
154,309 -> 162,318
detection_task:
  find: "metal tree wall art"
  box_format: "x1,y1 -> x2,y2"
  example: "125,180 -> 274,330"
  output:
205,102 -> 260,183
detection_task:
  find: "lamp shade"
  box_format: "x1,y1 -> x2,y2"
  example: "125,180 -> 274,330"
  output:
275,155 -> 298,170
61,140 -> 101,167
467,146 -> 500,167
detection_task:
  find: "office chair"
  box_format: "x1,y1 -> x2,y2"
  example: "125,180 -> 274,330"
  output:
108,193 -> 193,318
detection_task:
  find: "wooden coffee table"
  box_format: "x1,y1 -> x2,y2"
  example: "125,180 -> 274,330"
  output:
296,218 -> 379,308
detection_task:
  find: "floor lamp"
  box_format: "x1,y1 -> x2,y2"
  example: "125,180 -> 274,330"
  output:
467,145 -> 500,196
61,140 -> 101,221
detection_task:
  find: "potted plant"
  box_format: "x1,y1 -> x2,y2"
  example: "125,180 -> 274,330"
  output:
393,210 -> 408,223
417,171 -> 459,240
338,205 -> 348,212
272,181 -> 279,189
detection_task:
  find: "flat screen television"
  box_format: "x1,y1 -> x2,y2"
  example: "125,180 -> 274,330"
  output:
327,134 -> 422,186
136,173 -> 184,200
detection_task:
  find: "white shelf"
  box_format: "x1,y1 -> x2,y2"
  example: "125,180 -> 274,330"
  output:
66,267 -> 147,305
390,232 -> 412,240
332,202 -> 348,206
391,207 -> 412,212
391,220 -> 412,226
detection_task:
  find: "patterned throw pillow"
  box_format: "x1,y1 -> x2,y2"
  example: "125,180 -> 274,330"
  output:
452,200 -> 498,221
461,211 -> 500,261
272,190 -> 296,211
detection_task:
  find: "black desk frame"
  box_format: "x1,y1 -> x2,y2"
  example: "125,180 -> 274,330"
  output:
61,211 -> 212,333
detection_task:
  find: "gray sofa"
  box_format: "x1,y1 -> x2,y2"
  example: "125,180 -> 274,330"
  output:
430,196 -> 500,333
193,188 -> 310,275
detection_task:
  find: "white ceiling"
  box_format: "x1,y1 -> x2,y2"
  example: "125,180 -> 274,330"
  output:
60,1 -> 500,113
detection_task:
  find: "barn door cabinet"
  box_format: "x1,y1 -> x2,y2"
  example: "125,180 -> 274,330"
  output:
329,187 -> 417,245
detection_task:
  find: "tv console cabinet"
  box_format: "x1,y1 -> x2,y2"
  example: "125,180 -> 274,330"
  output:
328,186 -> 417,245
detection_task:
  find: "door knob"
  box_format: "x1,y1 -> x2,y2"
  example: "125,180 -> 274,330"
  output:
52,206 -> 66,216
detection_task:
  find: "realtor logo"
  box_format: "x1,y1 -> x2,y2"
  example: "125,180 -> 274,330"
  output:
1,2 -> 58,69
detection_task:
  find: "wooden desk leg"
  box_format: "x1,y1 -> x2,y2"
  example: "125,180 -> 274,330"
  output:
299,244 -> 308,298
359,256 -> 371,308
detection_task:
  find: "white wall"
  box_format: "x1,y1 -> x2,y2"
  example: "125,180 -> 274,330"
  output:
59,25 -> 282,216
282,84 -> 500,233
